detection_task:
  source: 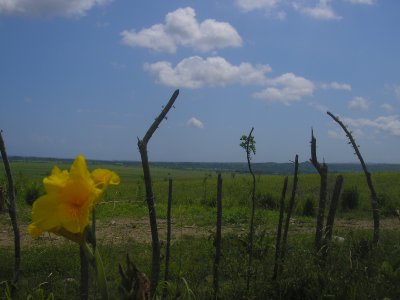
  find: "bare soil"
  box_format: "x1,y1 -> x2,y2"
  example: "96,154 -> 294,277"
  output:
0,217 -> 399,248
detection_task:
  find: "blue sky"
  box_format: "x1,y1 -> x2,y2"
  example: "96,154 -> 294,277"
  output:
1,0 -> 400,163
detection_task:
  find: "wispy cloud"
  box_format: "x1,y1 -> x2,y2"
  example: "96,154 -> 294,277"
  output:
187,117 -> 204,129
343,115 -> 400,136
144,56 -> 271,88
395,85 -> 400,100
346,0 -> 376,5
253,73 -> 315,105
381,103 -> 394,113
321,81 -> 352,91
348,96 -> 369,110
0,0 -> 110,18
328,129 -> 345,139
294,0 -> 342,21
121,7 -> 242,53
309,102 -> 328,112
235,0 -> 281,12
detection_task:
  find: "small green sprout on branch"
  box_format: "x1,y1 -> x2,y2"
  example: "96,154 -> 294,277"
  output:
240,127 -> 257,292
240,129 -> 256,165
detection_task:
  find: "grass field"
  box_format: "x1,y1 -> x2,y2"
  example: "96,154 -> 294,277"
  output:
1,159 -> 400,299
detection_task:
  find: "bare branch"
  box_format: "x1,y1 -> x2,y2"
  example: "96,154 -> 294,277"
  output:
310,129 -> 329,252
137,90 -> 179,297
142,90 -> 179,145
0,130 -> 21,295
327,111 -> 380,245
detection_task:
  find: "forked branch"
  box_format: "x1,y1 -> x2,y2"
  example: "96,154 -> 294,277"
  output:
137,89 -> 179,297
310,129 -> 328,252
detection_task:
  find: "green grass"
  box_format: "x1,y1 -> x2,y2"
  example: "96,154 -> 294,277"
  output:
1,160 -> 400,299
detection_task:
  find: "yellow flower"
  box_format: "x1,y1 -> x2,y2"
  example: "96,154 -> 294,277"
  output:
28,155 -> 120,242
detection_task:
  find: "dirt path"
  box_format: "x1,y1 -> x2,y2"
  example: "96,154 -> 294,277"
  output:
0,217 -> 399,248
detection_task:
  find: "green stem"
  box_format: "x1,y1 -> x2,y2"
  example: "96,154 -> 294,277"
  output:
81,242 -> 109,300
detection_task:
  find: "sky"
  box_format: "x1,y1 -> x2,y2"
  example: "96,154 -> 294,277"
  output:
1,0 -> 400,163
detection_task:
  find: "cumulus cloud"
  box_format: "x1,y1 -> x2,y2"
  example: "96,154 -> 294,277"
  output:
348,96 -> 369,110
236,0 -> 281,12
144,56 -> 271,88
321,82 -> 352,91
0,0 -> 110,17
343,115 -> 400,136
121,7 -> 242,53
381,103 -> 394,113
294,0 -> 342,20
253,73 -> 315,105
187,117 -> 204,129
144,56 -> 314,105
346,0 -> 376,5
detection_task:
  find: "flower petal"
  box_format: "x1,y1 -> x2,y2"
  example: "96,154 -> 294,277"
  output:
70,155 -> 91,181
58,201 -> 90,234
30,194 -> 61,235
43,166 -> 69,194
92,169 -> 120,186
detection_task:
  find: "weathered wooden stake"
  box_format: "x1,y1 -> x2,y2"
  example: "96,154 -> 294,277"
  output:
325,175 -> 344,243
0,130 -> 21,296
162,177 -> 173,300
272,176 -> 288,280
279,155 -> 299,276
242,127 -> 256,292
137,90 -> 179,297
310,129 -> 328,252
213,173 -> 223,299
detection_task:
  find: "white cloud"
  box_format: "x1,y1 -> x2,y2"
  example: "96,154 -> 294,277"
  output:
346,0 -> 376,5
0,0 -> 110,17
144,56 -> 271,88
236,0 -> 281,12
294,0 -> 342,20
321,82 -> 352,91
395,85 -> 400,100
121,7 -> 242,53
381,103 -> 394,113
187,117 -> 204,129
253,73 -> 315,105
343,115 -> 400,136
275,10 -> 287,20
348,96 -> 369,110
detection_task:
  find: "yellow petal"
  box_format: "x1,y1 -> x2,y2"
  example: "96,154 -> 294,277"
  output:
43,166 -> 69,194
92,169 -> 120,186
30,194 -> 61,233
70,155 -> 91,181
58,201 -> 90,234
